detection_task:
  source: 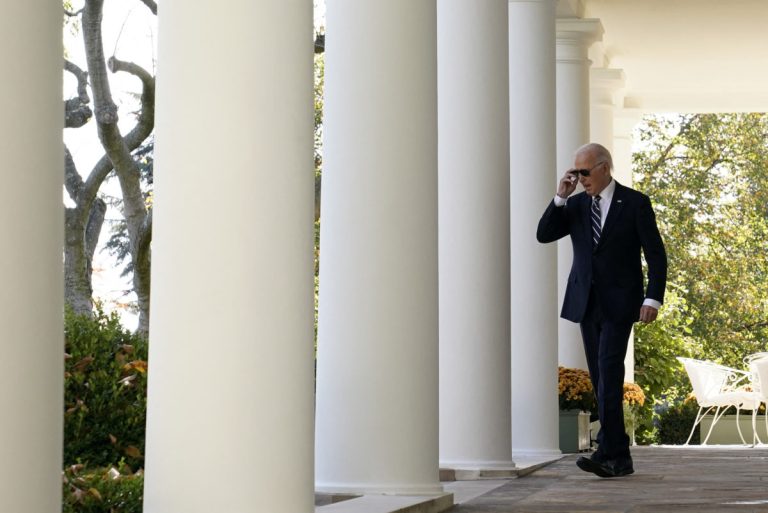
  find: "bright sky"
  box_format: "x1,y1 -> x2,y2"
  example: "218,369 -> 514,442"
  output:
64,1 -> 325,331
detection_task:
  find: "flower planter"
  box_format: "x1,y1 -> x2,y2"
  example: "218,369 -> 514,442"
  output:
559,409 -> 591,453
699,414 -> 768,445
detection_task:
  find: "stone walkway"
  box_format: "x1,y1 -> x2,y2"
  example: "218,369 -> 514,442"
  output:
450,446 -> 768,512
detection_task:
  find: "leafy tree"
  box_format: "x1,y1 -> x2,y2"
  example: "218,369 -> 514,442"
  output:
314,26 -> 325,347
633,113 -> 768,438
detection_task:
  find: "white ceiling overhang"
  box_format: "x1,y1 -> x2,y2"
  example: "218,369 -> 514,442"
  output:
581,0 -> 768,113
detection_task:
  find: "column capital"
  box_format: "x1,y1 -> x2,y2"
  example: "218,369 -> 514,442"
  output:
590,67 -> 625,107
556,18 -> 603,63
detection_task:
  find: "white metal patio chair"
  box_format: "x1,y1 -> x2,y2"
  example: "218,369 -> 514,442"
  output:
677,357 -> 762,445
744,352 -> 768,367
745,353 -> 768,445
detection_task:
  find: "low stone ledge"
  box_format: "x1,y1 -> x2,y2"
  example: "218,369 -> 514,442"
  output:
440,455 -> 562,481
315,492 -> 453,513
315,492 -> 361,506
439,467 -> 518,481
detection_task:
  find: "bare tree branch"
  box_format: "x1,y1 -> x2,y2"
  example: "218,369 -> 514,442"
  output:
108,57 -> 155,144
65,59 -> 90,103
79,57 -> 155,219
107,57 -> 153,90
84,0 -> 154,333
65,146 -> 85,201
80,156 -> 115,216
137,0 -> 157,15
64,7 -> 85,17
65,98 -> 93,129
64,59 -> 92,128
137,208 -> 153,258
85,199 -> 107,262
66,0 -> 156,325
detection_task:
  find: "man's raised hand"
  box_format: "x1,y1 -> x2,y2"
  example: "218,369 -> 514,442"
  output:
557,170 -> 579,199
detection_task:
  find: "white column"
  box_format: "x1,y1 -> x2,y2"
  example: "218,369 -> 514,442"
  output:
590,68 -> 625,153
144,2 -> 315,512
613,111 -> 640,189
0,5 -> 62,512
613,110 -> 642,383
315,0 -> 441,495
438,0 -> 513,472
509,0 -> 561,463
555,18 -> 603,371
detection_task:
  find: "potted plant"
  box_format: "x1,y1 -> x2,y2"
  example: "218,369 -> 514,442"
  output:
558,366 -> 596,452
622,382 -> 646,445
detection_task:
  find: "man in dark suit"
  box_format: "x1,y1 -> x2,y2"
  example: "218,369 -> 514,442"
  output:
537,143 -> 667,478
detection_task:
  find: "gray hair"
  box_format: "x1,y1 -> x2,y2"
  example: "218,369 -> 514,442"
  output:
575,143 -> 613,172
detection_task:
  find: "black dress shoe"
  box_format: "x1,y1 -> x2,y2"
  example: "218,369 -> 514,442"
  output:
576,456 -> 634,478
576,456 -> 612,477
603,458 -> 634,477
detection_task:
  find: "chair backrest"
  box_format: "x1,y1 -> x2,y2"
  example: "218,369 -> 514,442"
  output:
745,351 -> 768,367
750,356 -> 768,401
678,357 -> 731,406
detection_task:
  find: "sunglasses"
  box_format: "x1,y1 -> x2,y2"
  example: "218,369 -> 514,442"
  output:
571,162 -> 605,177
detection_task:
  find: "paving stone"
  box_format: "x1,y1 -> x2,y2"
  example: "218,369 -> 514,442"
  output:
450,446 -> 768,512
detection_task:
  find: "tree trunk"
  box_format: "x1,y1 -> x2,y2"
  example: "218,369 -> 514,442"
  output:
64,200 -> 106,317
82,0 -> 155,336
64,208 -> 94,316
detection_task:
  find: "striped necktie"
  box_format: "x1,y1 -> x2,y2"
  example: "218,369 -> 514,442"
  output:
591,195 -> 602,249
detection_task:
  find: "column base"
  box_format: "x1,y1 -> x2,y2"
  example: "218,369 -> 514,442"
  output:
315,482 -> 444,496
314,492 -> 361,506
438,459 -> 517,481
511,449 -> 563,476
314,492 -> 454,513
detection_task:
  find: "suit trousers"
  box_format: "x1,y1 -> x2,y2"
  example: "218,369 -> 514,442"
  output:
579,288 -> 633,461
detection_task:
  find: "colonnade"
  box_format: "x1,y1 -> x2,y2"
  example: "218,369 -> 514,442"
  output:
0,1 -> 639,511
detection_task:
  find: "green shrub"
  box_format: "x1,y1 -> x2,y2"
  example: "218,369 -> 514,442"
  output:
64,307 -> 148,469
656,399 -> 700,445
632,399 -> 657,445
63,466 -> 143,513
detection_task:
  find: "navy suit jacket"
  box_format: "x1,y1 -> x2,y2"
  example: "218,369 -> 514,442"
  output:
536,181 -> 667,324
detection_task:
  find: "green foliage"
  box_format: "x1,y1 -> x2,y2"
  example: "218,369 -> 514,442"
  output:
656,399 -> 700,445
634,113 -> 768,370
63,466 -> 143,513
314,51 -> 324,351
632,113 -> 768,443
314,51 -> 324,179
629,400 -> 656,444
64,307 -> 148,469
634,285 -> 700,400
